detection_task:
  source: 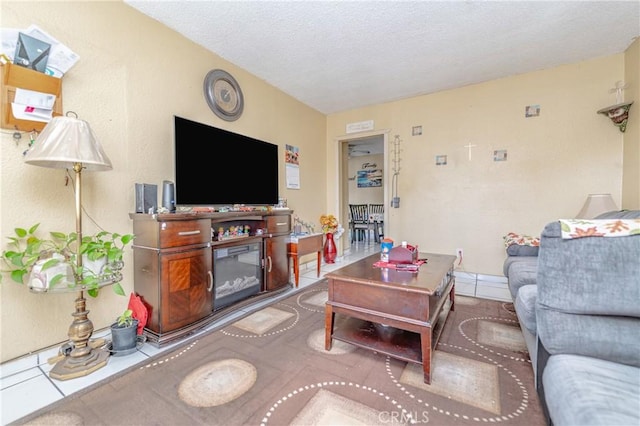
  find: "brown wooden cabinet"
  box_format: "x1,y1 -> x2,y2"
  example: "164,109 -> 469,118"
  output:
130,210 -> 291,345
265,235 -> 289,291
131,217 -> 213,344
264,214 -> 291,291
158,247 -> 212,332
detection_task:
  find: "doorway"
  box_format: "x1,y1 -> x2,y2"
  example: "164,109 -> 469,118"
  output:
339,133 -> 387,251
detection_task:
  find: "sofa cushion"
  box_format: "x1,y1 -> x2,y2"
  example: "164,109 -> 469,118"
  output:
543,354 -> 640,426
536,309 -> 640,367
514,284 -> 537,335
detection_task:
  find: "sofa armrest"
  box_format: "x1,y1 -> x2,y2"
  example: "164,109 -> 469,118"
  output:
502,255 -> 537,278
504,257 -> 538,300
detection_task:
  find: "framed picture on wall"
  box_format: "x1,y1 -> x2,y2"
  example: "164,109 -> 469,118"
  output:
357,169 -> 382,187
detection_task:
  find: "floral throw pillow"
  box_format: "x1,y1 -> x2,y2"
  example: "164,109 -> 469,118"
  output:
504,232 -> 540,256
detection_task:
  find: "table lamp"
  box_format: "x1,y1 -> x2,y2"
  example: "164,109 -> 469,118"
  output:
23,114 -> 113,380
575,193 -> 618,219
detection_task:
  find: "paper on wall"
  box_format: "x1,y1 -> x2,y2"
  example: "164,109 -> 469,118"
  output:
11,87 -> 56,122
286,163 -> 300,189
0,25 -> 79,77
11,103 -> 53,122
14,88 -> 56,109
24,25 -> 79,76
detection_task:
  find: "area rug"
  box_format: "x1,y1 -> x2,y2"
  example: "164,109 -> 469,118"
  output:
16,280 -> 545,425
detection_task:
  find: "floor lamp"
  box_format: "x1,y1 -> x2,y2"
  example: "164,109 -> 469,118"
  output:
23,115 -> 113,380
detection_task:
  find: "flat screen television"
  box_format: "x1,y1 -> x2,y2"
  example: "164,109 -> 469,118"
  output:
174,116 -> 279,206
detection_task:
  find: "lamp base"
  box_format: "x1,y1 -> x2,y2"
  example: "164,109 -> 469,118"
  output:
49,291 -> 111,380
49,348 -> 110,381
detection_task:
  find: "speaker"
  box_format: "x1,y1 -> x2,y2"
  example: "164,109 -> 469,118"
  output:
135,183 -> 157,214
162,180 -> 176,212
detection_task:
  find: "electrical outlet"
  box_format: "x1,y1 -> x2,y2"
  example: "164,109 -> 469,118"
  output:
456,248 -> 463,259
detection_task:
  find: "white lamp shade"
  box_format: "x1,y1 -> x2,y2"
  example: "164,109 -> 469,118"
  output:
576,194 -> 618,219
24,116 -> 112,171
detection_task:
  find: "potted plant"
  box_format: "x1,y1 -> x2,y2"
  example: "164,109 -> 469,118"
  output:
110,308 -> 140,355
0,223 -> 134,297
0,224 -> 76,290
116,308 -> 135,327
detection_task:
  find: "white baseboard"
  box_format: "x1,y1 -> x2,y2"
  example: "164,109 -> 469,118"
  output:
454,271 -> 511,302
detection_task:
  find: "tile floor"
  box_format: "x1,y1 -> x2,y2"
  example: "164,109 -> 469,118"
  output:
0,241 -> 382,425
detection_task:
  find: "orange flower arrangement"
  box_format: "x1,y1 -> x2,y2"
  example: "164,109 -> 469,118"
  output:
319,214 -> 339,234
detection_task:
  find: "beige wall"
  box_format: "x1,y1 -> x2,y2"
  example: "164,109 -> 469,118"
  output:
327,54 -> 629,277
0,1 -> 326,362
0,1 -> 637,363
622,37 -> 639,209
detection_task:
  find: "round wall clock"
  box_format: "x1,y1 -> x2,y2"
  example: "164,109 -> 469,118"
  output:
203,69 -> 244,121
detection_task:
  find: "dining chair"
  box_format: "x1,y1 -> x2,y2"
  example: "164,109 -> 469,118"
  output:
349,204 -> 370,243
368,203 -> 384,242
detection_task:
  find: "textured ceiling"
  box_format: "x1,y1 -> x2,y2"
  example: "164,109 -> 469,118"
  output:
125,1 -> 640,115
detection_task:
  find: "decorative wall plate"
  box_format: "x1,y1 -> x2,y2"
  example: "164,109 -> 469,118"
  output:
203,69 -> 244,121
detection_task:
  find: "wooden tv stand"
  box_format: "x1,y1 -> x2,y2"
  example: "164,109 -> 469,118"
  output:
130,210 -> 292,345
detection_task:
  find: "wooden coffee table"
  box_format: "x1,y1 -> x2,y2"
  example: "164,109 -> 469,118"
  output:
324,252 -> 456,384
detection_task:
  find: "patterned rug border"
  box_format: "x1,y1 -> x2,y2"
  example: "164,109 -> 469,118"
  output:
16,280 -> 546,425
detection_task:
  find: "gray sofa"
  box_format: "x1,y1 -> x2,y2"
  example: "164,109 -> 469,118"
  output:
504,210 -> 640,425
503,254 -> 539,368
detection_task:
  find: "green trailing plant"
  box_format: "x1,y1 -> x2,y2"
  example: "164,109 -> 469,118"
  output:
78,231 -> 135,297
80,231 -> 134,264
0,224 -> 75,287
1,223 -> 134,297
